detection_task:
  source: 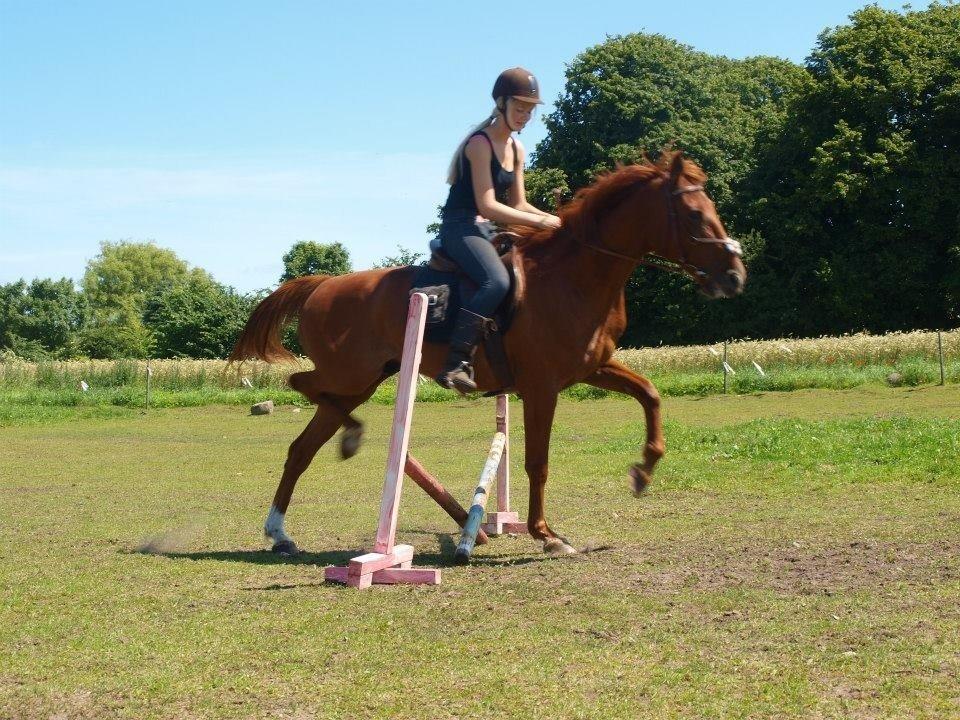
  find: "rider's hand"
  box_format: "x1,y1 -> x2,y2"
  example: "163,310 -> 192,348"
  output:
540,215 -> 561,229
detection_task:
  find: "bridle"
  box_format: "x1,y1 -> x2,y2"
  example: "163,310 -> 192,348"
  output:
580,178 -> 743,280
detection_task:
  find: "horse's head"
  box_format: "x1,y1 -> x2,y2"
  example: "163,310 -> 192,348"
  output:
520,153 -> 746,297
648,153 -> 746,298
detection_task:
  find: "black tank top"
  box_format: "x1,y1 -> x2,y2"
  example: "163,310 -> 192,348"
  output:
442,131 -> 516,218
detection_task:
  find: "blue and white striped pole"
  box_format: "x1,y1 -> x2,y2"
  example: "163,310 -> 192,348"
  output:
454,431 -> 507,564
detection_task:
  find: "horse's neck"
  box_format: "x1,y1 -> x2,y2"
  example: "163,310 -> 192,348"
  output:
522,230 -> 636,341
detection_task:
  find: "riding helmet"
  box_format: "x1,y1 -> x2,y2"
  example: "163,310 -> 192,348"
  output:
492,67 -> 544,104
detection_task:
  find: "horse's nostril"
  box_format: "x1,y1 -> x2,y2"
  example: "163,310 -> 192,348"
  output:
726,270 -> 743,291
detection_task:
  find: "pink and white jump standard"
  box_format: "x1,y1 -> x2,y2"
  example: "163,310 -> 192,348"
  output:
324,292 -> 526,589
480,393 -> 527,538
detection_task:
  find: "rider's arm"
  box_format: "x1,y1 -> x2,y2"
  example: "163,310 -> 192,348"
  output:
467,137 -> 557,229
508,139 -> 560,221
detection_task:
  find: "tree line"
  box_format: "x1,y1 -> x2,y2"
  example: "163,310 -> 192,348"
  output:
3,3 -> 957,360
0,240 -> 416,360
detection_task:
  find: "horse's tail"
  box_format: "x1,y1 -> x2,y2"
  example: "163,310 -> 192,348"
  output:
228,275 -> 330,364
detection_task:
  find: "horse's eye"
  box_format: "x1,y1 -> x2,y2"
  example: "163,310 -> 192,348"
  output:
689,210 -> 703,227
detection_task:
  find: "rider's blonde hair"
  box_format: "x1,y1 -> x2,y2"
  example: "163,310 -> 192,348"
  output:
445,106 -> 499,185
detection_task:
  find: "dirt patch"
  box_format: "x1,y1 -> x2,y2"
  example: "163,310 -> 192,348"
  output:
612,538 -> 960,596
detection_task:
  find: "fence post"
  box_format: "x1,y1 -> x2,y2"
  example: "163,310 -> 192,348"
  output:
146,360 -> 152,410
938,331 -> 945,386
723,340 -> 728,394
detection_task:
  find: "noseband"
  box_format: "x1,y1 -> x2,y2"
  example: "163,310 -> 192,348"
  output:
581,180 -> 743,280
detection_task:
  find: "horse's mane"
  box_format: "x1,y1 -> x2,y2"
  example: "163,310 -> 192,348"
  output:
512,151 -> 708,265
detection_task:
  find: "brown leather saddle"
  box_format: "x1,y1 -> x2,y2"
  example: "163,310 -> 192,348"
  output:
410,232 -> 522,393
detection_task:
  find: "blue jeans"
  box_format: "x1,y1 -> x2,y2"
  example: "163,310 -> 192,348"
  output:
439,219 -> 510,317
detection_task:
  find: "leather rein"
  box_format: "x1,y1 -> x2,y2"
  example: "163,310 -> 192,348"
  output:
579,180 -> 743,280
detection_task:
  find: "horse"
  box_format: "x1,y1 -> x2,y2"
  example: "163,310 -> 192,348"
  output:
229,151 -> 746,556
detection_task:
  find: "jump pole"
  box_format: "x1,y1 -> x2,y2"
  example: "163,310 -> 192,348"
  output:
454,431 -> 507,564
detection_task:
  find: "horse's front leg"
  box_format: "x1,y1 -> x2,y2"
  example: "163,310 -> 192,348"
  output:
583,360 -> 665,496
522,390 -> 577,555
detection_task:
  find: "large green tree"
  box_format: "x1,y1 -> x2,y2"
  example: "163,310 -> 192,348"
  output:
0,278 -> 88,359
80,240 -> 221,358
83,241 -> 192,314
534,35 -> 804,215
743,2 -> 960,336
80,241 -> 207,359
143,274 -> 254,358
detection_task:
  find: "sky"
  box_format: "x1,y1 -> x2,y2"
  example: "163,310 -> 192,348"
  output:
0,0 -> 917,292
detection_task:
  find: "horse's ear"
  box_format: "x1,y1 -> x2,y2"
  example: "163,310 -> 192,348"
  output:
668,152 -> 685,185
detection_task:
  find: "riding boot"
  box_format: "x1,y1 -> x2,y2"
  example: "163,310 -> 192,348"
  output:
435,309 -> 490,394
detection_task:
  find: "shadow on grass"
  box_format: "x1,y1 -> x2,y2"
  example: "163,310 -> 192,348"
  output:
127,527 -> 607,587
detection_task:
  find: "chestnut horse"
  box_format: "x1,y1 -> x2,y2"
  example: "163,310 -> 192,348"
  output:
230,152 -> 745,556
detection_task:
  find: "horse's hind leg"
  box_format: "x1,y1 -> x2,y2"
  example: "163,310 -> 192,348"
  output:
265,379 -> 381,555
288,370 -> 375,459
319,395 -> 364,460
583,360 -> 665,496
264,403 -> 342,554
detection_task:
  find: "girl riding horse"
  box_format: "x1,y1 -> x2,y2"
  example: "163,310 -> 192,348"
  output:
435,67 -> 561,394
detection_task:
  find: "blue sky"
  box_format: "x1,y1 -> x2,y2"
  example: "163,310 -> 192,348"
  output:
0,0 -> 915,292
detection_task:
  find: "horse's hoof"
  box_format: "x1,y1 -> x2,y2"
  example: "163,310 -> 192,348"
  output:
629,464 -> 651,497
271,539 -> 300,556
543,538 -> 577,556
340,426 -> 363,460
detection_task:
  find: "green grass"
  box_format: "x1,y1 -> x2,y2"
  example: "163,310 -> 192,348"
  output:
1,387 -> 959,718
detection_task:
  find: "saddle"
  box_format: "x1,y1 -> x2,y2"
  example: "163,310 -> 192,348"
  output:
409,232 -> 522,394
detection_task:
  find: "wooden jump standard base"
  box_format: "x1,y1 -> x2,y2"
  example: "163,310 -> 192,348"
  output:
324,292 -> 525,588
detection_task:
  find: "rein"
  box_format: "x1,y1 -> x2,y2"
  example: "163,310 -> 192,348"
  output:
579,180 -> 743,279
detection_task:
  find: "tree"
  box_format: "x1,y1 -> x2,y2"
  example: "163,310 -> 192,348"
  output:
534,34 -> 804,213
373,246 -> 425,269
742,2 -> 960,335
425,205 -> 443,238
524,167 -> 570,211
77,309 -> 154,360
0,278 -> 88,359
83,240 -> 192,314
143,274 -> 254,358
81,240 -> 206,359
280,241 -> 351,282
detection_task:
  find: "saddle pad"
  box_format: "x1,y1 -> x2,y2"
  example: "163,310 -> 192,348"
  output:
410,265 -> 461,343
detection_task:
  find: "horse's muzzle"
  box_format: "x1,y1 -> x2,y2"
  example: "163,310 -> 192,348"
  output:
701,269 -> 745,299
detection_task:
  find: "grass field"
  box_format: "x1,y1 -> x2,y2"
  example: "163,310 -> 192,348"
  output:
1,387 -> 958,719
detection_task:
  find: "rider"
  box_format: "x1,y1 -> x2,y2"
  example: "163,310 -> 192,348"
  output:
435,67 -> 562,394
